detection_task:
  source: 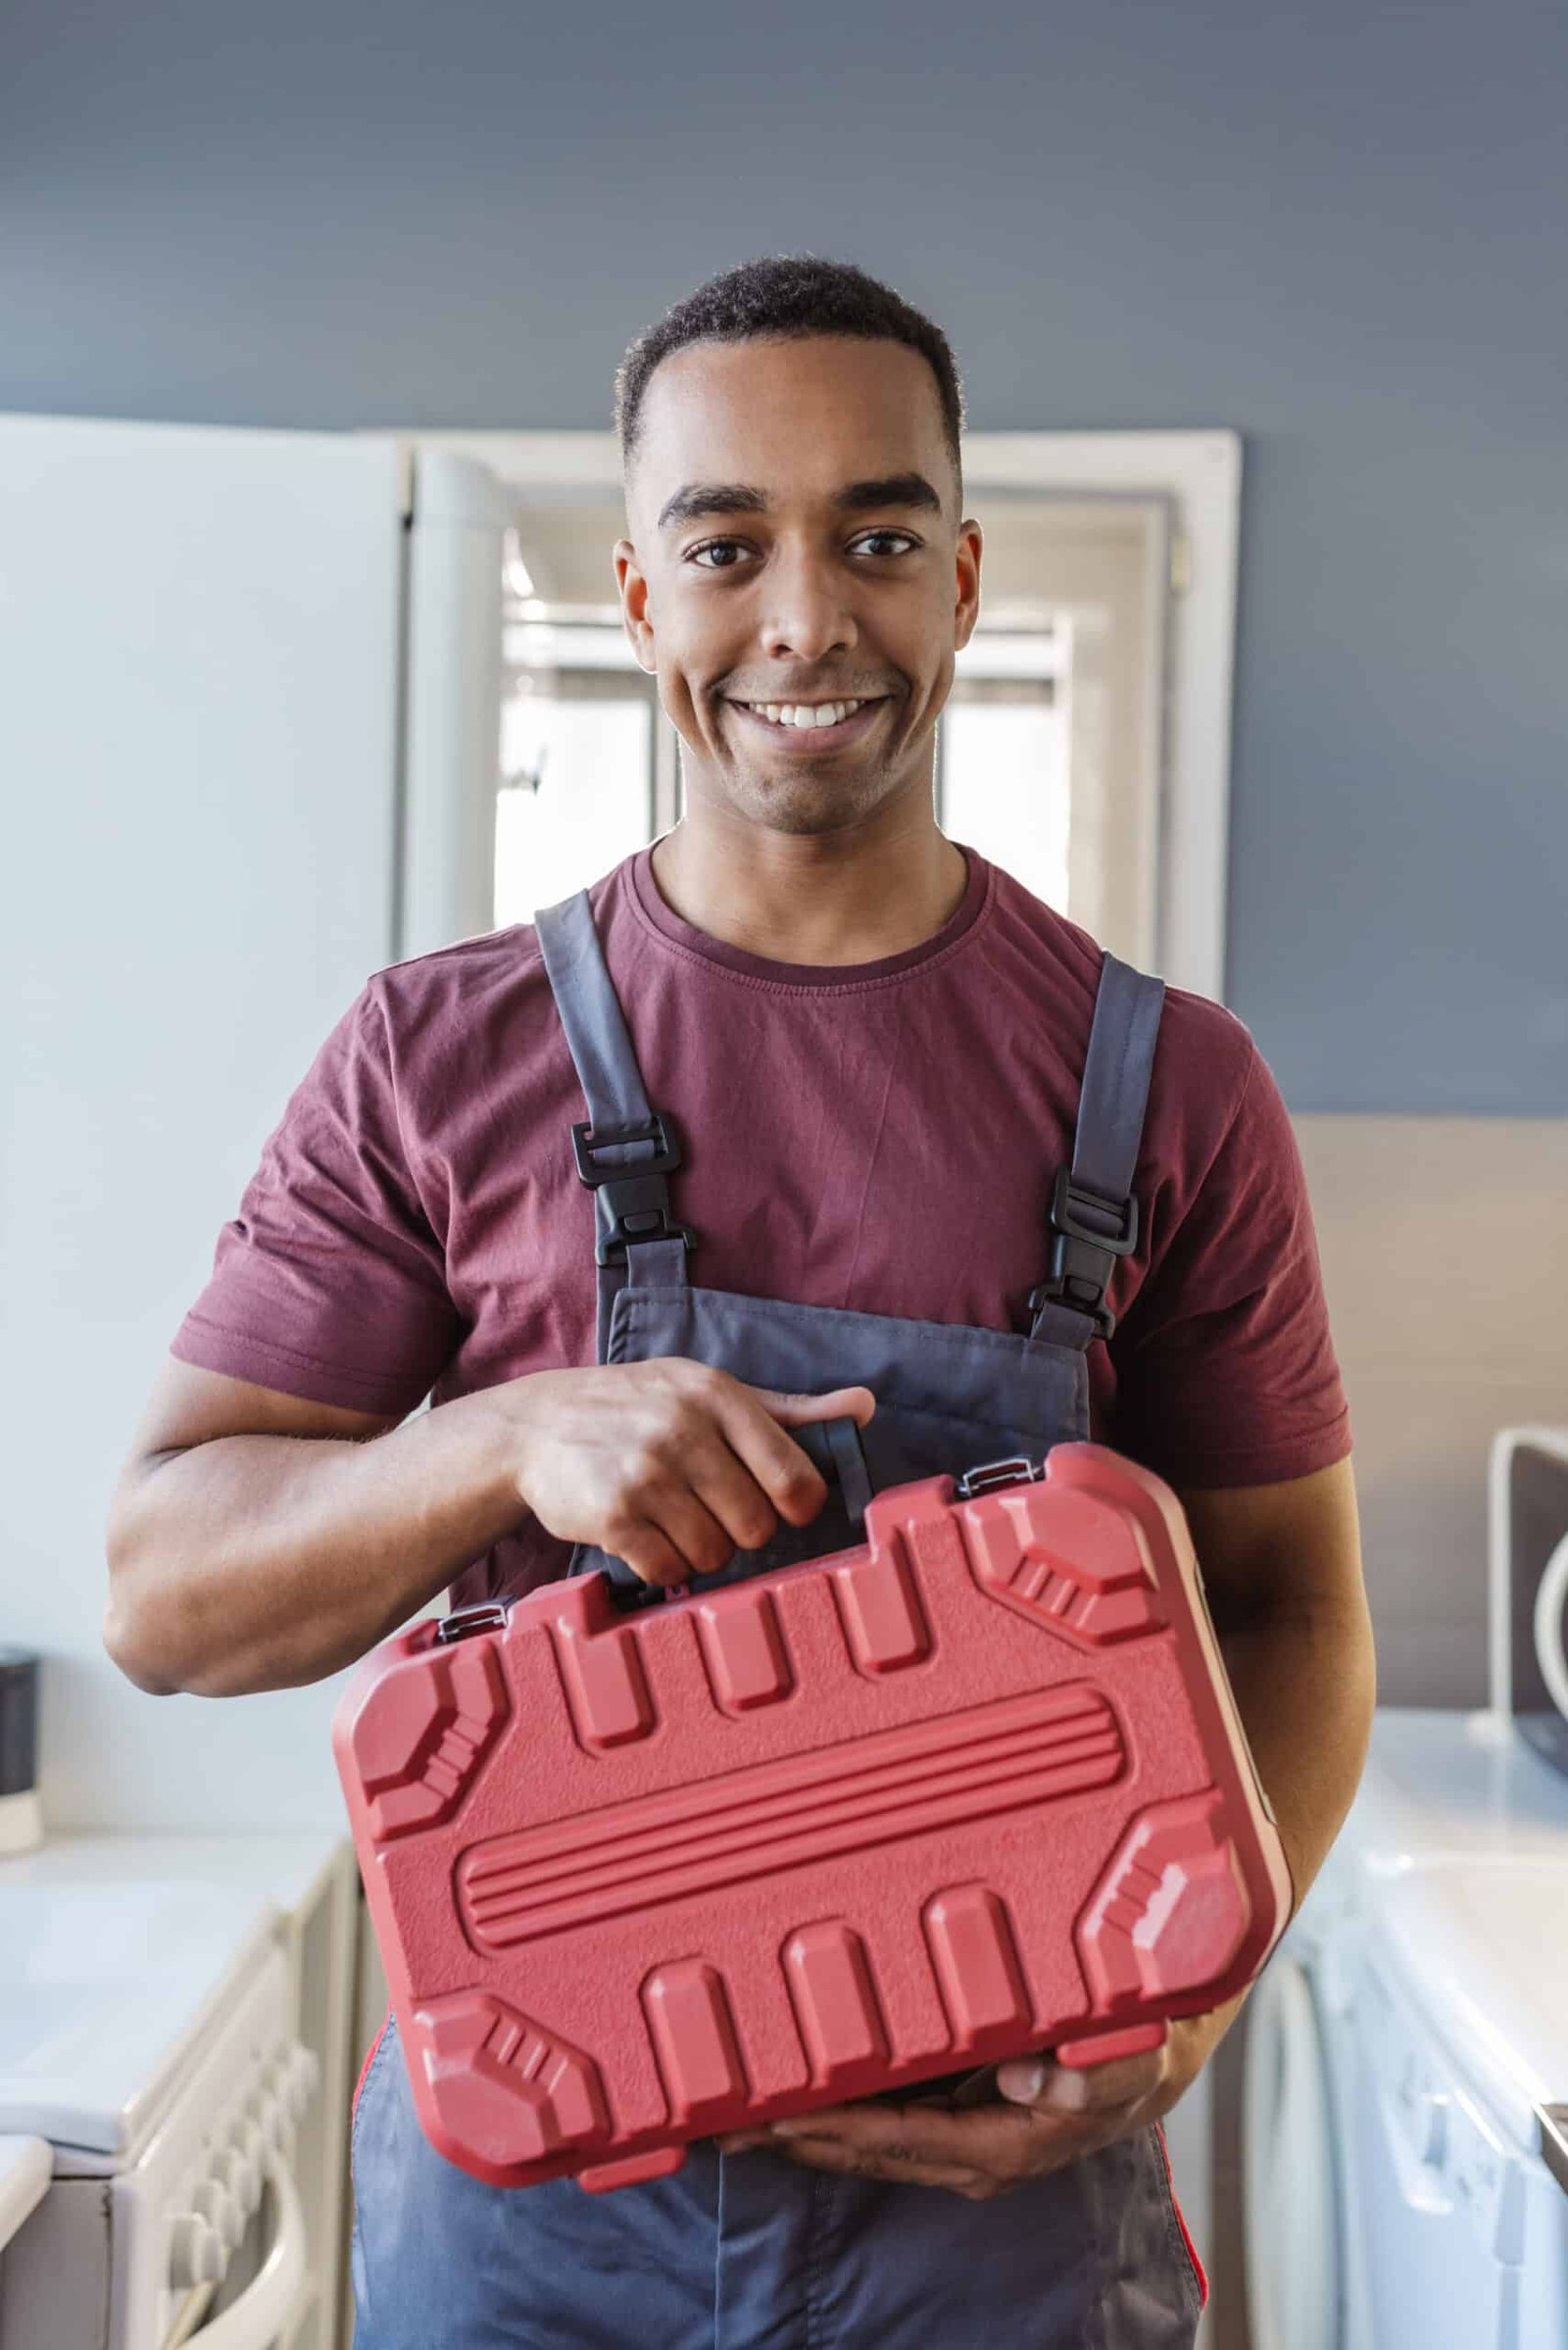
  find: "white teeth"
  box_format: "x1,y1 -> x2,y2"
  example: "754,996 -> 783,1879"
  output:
746,699 -> 864,728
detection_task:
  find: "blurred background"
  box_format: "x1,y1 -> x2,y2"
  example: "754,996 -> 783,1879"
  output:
1,3 -> 1565,2345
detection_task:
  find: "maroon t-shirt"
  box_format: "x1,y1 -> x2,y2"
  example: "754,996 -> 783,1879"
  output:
172,844 -> 1351,1606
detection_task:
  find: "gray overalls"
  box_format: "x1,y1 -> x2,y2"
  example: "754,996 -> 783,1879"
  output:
349,885 -> 1206,2348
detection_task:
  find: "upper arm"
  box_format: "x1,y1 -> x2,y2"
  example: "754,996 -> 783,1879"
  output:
166,982 -> 462,1421
114,1357 -> 396,1496
1112,1026 -> 1350,1493
103,1358 -> 402,1689
1173,1454 -> 1366,1634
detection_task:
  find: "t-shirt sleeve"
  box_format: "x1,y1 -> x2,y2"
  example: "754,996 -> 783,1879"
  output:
170,982 -> 463,1417
1110,1032 -> 1352,1488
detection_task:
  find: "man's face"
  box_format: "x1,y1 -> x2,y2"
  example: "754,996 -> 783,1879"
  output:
616,335 -> 982,838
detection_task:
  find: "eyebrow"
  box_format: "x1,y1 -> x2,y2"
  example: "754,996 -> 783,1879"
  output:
656,472 -> 944,531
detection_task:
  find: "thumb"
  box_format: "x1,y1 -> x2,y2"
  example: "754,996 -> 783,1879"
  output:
755,1384 -> 877,1430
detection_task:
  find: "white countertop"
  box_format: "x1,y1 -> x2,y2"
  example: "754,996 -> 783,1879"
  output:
0,1831 -> 354,2159
0,1830 -> 351,1919
1354,1705 -> 1568,1866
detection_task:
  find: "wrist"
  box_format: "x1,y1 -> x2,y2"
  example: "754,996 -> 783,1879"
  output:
433,1383 -> 537,1530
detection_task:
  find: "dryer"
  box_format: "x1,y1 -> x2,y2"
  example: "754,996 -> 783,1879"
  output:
1342,1858 -> 1568,2348
1243,1809 -> 1370,2350
1243,1707 -> 1568,2350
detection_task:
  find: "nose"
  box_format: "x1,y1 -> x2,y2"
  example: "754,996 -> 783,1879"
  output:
758,543 -> 858,666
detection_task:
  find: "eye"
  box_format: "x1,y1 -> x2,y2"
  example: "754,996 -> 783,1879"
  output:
686,539 -> 755,570
851,529 -> 919,558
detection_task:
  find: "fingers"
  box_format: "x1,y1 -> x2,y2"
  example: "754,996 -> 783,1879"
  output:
599,1377 -> 806,1582
994,2044 -> 1168,2114
596,1507 -> 699,1591
759,1383 -> 878,1431
770,2100 -> 1035,2173
710,1381 -> 875,1537
717,2084 -> 1146,2199
719,2103 -> 995,2193
636,1482 -> 745,1585
766,2132 -> 995,2198
536,1362 -> 880,1589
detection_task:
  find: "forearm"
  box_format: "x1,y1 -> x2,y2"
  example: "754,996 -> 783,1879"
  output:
1219,1589 -> 1378,1926
105,1389 -> 526,1698
1159,1590 -> 1378,2062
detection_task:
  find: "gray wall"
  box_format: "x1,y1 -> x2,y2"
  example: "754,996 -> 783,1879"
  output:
4,0 -> 1564,1113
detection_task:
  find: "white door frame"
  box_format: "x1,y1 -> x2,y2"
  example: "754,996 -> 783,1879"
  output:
397,429 -> 1241,1003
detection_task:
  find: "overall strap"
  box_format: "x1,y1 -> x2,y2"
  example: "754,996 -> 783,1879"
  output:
534,889 -> 692,1361
1029,951 -> 1165,1351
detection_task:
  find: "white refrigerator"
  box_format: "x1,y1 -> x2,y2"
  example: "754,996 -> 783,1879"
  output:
0,416 -> 514,1837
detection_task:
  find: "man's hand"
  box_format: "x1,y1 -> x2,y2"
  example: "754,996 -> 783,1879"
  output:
715,2007 -> 1234,2199
502,1359 -> 877,1590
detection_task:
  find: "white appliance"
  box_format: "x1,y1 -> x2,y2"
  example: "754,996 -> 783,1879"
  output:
0,416 -> 513,1844
0,2142 -> 51,2274
0,1876 -> 318,2348
1345,1857 -> 1568,2348
1244,1709 -> 1568,2350
1490,1426 -> 1568,1781
1242,1828 -> 1365,2350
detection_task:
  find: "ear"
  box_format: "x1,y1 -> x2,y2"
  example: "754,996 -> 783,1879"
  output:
614,538 -> 658,674
954,516 -> 983,652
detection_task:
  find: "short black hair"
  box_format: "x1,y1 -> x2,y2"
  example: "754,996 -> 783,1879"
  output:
614,254 -> 965,489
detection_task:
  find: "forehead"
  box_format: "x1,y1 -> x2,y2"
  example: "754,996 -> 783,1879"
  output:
629,335 -> 954,514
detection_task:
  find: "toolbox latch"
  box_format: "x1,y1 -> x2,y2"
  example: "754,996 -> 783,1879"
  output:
955,1455 -> 1042,1500
433,1601 -> 512,1645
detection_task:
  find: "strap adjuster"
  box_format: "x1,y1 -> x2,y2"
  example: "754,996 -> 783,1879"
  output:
1028,1166 -> 1139,1342
571,1111 -> 694,1267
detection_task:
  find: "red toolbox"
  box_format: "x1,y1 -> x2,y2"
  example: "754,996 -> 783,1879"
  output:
333,1442 -> 1292,2193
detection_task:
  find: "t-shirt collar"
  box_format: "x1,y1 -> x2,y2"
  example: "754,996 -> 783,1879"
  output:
627,839 -> 992,991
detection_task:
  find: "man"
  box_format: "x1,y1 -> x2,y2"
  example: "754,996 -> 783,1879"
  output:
105,255 -> 1374,2346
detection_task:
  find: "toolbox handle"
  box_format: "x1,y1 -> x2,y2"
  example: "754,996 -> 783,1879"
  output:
602,1414 -> 874,1610
795,1414 -> 875,1526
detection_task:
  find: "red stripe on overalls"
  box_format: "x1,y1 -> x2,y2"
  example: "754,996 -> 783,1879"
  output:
1154,2119 -> 1209,2311
351,2004 -> 393,2120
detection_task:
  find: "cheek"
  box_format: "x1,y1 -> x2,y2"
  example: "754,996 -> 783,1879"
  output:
652,627 -> 726,728
654,662 -> 704,733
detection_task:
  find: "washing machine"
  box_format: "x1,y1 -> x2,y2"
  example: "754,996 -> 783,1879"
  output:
1341,1853 -> 1568,2347
1243,1791 -> 1369,2350
1243,1707 -> 1568,2350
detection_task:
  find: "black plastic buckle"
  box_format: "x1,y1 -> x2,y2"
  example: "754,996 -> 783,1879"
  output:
433,1601 -> 512,1645
955,1455 -> 1041,1500
571,1111 -> 695,1268
1027,1166 -> 1139,1342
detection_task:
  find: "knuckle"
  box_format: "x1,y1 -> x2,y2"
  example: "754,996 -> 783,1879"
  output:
774,1462 -> 824,1513
602,1506 -> 642,1550
623,1440 -> 667,1491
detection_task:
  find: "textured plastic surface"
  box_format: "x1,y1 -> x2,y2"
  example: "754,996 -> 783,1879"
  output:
333,1443 -> 1292,2191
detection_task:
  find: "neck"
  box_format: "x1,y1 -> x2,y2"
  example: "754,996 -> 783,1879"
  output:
648,795 -> 969,967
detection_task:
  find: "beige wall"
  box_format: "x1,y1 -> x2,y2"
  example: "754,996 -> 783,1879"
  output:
1294,1114 -> 1568,1704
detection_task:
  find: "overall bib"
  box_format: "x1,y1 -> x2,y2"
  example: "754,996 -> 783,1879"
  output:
350,887 -> 1207,2348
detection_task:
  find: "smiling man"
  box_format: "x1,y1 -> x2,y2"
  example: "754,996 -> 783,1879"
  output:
105,256 -> 1374,2348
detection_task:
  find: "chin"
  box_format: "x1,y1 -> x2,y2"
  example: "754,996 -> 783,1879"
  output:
729,772 -> 887,837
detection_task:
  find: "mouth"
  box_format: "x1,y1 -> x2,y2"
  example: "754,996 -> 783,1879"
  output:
724,695 -> 890,750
